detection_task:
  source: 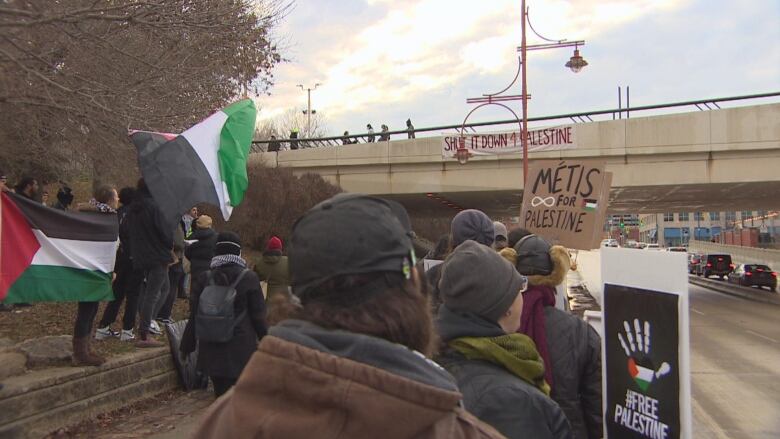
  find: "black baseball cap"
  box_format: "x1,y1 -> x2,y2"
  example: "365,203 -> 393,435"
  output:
289,193 -> 415,298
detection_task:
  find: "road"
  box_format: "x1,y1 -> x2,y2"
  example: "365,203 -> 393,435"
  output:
689,282 -> 780,439
574,250 -> 780,438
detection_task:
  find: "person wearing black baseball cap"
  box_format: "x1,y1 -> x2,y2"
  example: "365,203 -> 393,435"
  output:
192,194 -> 503,439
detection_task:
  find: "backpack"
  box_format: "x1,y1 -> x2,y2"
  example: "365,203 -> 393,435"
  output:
195,269 -> 250,343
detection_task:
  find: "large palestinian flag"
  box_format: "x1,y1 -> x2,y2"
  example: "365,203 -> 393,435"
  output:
0,192 -> 118,303
130,99 -> 257,230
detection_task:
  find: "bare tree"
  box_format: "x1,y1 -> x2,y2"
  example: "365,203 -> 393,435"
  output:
0,0 -> 289,182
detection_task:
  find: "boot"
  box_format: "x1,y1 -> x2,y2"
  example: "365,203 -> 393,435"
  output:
135,332 -> 164,348
72,336 -> 106,366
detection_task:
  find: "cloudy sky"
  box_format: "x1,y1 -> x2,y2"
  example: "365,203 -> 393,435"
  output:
256,0 -> 780,137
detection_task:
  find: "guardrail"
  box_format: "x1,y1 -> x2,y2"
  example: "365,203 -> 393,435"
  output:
251,91 -> 780,152
688,275 -> 780,306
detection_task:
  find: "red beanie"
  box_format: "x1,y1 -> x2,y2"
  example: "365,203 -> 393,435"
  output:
266,236 -> 283,251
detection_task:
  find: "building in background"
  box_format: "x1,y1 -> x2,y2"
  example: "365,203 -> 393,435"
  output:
638,211 -> 779,248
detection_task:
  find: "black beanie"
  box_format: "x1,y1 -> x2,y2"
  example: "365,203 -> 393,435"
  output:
215,231 -> 241,256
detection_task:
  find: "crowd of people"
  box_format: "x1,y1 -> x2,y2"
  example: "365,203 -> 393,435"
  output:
264,119 -> 416,151
2,168 -> 604,438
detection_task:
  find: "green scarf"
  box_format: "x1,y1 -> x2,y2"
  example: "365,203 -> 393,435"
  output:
449,333 -> 551,396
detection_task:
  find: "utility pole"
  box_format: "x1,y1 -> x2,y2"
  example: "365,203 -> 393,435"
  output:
297,83 -> 321,138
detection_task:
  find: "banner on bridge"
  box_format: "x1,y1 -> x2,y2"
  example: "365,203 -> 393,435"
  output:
441,125 -> 577,158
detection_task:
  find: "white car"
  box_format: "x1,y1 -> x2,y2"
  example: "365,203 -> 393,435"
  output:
644,243 -> 661,250
601,239 -> 619,248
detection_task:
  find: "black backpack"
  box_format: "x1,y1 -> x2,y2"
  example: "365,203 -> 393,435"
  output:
195,269 -> 249,343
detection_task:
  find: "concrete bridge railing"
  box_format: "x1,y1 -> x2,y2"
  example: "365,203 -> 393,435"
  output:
688,240 -> 780,269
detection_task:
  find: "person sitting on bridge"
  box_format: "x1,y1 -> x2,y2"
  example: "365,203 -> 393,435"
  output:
435,240 -> 572,439
191,194 -> 504,439
511,232 -> 603,439
379,124 -> 390,141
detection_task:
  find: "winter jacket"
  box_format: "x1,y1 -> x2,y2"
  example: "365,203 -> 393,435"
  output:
436,306 -> 573,439
191,319 -> 506,439
181,264 -> 267,379
127,192 -> 173,269
522,246 -> 602,439
545,307 -> 602,439
253,251 -> 290,297
184,228 -> 217,276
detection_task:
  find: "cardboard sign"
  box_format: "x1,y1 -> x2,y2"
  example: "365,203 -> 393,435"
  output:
601,248 -> 691,439
520,160 -> 610,250
441,126 -> 577,158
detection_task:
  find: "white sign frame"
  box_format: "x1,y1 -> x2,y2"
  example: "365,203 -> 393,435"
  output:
600,248 -> 691,439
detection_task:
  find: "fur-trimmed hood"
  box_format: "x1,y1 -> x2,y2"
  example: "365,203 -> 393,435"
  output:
499,246 -> 570,287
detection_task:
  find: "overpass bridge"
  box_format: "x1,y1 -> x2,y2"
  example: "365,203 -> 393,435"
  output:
253,101 -> 780,218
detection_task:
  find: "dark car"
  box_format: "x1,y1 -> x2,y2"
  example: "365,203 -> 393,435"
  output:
687,253 -> 703,274
728,264 -> 778,291
697,254 -> 734,279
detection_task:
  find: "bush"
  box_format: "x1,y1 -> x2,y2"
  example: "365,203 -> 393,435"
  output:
202,164 -> 342,250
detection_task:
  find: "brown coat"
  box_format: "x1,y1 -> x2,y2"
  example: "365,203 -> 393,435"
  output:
192,320 -> 506,439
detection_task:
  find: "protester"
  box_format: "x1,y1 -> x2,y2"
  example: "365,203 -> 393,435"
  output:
493,221 -> 509,250
128,178 -> 173,348
96,187 -> 143,342
367,124 -> 375,142
406,118 -> 416,139
41,190 -> 49,206
0,170 -> 7,192
14,176 -> 39,201
436,240 -> 572,439
267,135 -> 281,152
181,231 -> 268,397
156,222 -> 185,324
185,214 -> 218,294
191,194 -> 503,439
72,184 -> 119,366
253,236 -> 290,299
342,131 -> 351,145
429,209 -> 495,306
53,185 -> 74,210
513,233 -> 602,439
289,129 -> 299,150
181,206 -> 198,238
508,227 -> 533,249
379,124 -> 390,141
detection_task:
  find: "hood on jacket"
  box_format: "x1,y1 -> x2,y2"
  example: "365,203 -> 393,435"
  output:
271,320 -> 458,392
526,245 -> 570,287
437,305 -> 505,343
262,254 -> 281,264
190,319 -> 506,439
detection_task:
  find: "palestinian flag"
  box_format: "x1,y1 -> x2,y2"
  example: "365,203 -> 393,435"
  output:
0,192 -> 118,303
130,99 -> 257,230
582,198 -> 598,212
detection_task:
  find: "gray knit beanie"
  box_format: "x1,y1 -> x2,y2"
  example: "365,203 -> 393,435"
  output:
493,221 -> 508,240
439,240 -> 527,323
451,209 -> 494,247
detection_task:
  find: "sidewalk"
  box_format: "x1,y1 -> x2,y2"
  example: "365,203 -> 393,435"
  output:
49,389 -> 213,439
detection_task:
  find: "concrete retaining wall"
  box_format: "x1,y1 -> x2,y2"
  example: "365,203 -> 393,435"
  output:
689,239 -> 780,269
0,347 -> 177,438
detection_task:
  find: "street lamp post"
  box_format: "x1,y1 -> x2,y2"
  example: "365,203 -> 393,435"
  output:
297,83 -> 321,137
519,0 -> 587,183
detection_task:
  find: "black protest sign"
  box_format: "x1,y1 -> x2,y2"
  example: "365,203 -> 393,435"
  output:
604,284 -> 681,439
520,159 -> 608,249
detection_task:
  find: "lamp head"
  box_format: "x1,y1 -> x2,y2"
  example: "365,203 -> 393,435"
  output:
565,47 -> 588,73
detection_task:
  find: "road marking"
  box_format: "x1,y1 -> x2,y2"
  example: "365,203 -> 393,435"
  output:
691,307 -> 705,316
745,330 -> 779,344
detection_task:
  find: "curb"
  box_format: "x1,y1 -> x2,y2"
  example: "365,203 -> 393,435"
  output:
688,276 -> 780,306
0,347 -> 178,438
